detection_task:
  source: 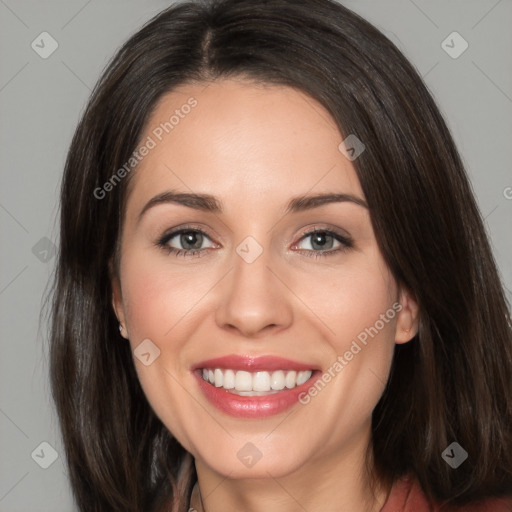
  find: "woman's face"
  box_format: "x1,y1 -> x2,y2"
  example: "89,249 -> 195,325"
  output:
112,78 -> 418,480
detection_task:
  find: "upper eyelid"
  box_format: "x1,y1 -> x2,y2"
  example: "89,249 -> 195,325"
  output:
292,228 -> 352,250
159,224 -> 216,244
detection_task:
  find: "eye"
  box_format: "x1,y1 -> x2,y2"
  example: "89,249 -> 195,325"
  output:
155,225 -> 353,259
293,228 -> 353,259
156,226 -> 216,258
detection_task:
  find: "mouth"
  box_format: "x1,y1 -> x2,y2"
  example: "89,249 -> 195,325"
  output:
192,355 -> 321,418
199,368 -> 313,395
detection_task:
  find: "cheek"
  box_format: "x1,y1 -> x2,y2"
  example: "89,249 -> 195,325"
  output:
302,249 -> 397,351
118,255 -> 209,448
120,253 -> 208,342
297,250 -> 398,414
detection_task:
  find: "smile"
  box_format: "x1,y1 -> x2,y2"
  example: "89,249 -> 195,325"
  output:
192,355 -> 321,418
201,368 -> 314,395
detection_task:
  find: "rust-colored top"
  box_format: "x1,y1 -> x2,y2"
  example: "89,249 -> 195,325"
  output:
380,475 -> 512,512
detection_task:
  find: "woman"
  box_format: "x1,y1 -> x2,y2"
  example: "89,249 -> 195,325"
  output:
48,0 -> 512,511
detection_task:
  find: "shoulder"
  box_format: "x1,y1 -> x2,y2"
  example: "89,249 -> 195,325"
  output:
380,474 -> 512,512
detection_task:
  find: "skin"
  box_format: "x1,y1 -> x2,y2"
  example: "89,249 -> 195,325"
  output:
111,78 -> 419,512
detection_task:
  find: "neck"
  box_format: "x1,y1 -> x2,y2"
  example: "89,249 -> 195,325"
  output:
189,427 -> 390,512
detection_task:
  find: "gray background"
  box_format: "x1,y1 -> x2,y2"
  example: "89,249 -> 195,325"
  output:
0,1 -> 511,510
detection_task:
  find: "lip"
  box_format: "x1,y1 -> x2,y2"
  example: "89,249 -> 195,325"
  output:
192,355 -> 321,418
192,355 -> 318,372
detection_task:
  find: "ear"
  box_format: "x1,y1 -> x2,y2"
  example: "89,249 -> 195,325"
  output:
109,259 -> 128,339
394,285 -> 420,344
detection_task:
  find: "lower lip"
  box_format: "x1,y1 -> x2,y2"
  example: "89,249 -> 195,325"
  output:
194,371 -> 320,418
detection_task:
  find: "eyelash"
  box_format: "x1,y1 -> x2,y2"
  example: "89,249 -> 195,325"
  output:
156,224 -> 353,259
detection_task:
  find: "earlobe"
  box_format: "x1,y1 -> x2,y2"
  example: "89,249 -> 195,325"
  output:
395,286 -> 420,344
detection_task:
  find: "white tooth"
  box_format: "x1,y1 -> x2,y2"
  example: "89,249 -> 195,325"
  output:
285,370 -> 297,389
223,369 -> 235,389
235,370 -> 253,391
296,370 -> 312,386
253,371 -> 271,392
214,368 -> 223,387
270,370 -> 285,390
203,368 -> 311,391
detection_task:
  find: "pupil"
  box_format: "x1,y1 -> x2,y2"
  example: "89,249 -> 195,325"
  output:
182,231 -> 202,250
312,232 -> 332,250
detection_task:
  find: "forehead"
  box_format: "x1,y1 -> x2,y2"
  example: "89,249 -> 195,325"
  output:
124,78 -> 364,218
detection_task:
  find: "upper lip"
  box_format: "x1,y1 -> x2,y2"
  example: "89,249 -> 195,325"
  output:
192,355 -> 319,372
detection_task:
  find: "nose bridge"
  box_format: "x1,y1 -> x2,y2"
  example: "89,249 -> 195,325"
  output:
233,234 -> 271,290
214,233 -> 293,337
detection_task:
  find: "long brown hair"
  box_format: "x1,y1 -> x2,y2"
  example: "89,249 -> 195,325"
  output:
47,0 -> 512,510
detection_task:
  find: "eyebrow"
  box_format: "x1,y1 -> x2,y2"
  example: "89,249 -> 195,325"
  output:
137,189 -> 368,223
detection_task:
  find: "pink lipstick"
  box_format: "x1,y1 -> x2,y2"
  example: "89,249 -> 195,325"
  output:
192,355 -> 320,418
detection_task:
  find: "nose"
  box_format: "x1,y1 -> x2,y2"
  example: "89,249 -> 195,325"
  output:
214,241 -> 294,338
